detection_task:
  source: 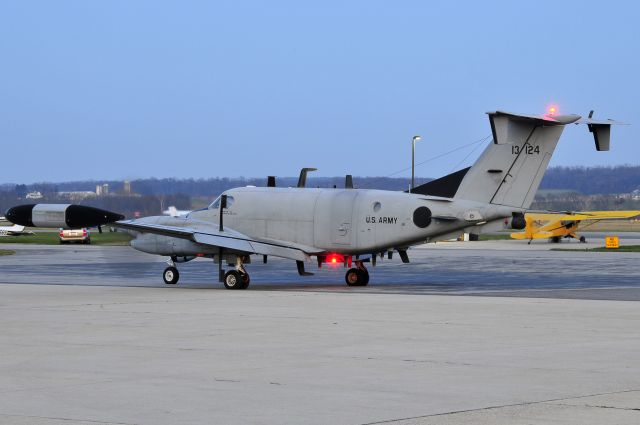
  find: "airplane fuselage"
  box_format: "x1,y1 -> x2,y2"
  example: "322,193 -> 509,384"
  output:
131,187 -> 517,257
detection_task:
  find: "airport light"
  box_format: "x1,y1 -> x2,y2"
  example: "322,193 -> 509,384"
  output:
410,135 -> 422,193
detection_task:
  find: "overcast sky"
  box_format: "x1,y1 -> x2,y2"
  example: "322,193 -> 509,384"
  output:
1,1 -> 638,183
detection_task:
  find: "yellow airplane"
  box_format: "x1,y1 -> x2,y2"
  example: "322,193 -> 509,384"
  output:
511,211 -> 640,244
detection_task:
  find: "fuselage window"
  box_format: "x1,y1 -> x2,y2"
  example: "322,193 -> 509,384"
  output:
373,202 -> 381,212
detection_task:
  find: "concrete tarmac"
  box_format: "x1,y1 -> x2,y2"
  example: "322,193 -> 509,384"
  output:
0,239 -> 639,424
1,235 -> 639,300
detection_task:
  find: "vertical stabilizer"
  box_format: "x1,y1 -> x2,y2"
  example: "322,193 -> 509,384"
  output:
453,111 -> 580,209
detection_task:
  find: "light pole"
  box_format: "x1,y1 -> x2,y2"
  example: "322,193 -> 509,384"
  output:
411,135 -> 422,193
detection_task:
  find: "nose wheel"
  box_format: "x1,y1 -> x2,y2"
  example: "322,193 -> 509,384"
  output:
163,266 -> 180,285
345,262 -> 369,286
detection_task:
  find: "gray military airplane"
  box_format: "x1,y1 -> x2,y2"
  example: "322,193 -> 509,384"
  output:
5,109 -> 621,289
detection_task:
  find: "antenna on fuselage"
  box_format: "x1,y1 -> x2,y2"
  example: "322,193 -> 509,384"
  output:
345,175 -> 353,189
297,168 -> 317,188
267,176 -> 276,187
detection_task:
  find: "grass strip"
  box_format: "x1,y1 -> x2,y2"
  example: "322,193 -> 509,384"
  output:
0,232 -> 132,245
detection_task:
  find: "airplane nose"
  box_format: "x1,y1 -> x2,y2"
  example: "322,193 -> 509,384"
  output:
5,204 -> 35,226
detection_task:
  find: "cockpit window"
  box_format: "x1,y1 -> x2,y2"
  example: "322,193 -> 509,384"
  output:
208,195 -> 234,209
208,196 -> 220,209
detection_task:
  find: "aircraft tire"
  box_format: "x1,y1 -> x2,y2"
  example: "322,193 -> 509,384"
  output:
579,236 -> 586,243
345,268 -> 359,286
345,268 -> 368,286
224,270 -> 244,290
239,272 -> 250,289
163,266 -> 180,285
357,269 -> 369,286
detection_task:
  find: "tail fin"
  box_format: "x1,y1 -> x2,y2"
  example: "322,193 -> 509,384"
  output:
454,110 -> 621,209
411,110 -> 622,208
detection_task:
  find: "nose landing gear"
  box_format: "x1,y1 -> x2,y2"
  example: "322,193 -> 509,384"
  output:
163,257 -> 180,285
163,266 -> 179,284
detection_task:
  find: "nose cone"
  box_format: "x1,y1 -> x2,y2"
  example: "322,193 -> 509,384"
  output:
5,204 -> 35,226
65,205 -> 125,228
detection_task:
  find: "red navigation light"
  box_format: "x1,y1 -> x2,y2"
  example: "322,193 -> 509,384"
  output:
325,253 -> 344,266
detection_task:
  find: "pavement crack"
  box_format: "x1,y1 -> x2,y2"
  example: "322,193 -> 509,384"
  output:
549,402 -> 640,412
585,404 -> 640,412
0,412 -> 137,425
361,389 -> 640,424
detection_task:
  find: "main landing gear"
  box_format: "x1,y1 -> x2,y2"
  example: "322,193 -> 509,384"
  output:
223,257 -> 250,290
162,256 -> 251,289
345,261 -> 369,287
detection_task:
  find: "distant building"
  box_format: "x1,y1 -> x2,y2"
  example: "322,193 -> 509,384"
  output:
26,191 -> 43,199
123,180 -> 131,195
59,191 -> 96,200
96,183 -> 110,196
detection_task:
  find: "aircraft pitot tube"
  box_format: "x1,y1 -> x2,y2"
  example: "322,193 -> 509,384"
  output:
5,204 -> 124,229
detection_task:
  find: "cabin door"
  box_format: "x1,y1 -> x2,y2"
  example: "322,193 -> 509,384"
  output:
329,191 -> 355,245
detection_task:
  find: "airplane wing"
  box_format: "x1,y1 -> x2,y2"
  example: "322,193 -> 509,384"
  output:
527,211 -> 640,222
113,220 -> 316,262
569,210 -> 640,220
0,225 -> 32,236
510,231 -> 554,240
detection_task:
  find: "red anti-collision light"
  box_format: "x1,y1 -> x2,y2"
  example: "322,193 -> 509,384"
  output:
325,253 -> 344,265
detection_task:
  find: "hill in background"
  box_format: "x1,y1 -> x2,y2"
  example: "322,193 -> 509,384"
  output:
1,166 -> 638,218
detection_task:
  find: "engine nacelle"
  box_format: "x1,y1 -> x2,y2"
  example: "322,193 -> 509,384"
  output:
131,233 -> 219,256
5,204 -> 124,229
509,212 -> 526,230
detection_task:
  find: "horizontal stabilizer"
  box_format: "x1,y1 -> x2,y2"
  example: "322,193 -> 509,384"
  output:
488,111 -> 580,146
576,111 -> 627,151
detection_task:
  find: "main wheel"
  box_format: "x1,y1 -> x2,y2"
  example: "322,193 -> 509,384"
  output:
345,268 -> 369,286
579,236 -> 586,243
224,270 -> 245,289
163,266 -> 180,285
345,268 -> 359,286
239,272 -> 250,289
358,269 -> 369,286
